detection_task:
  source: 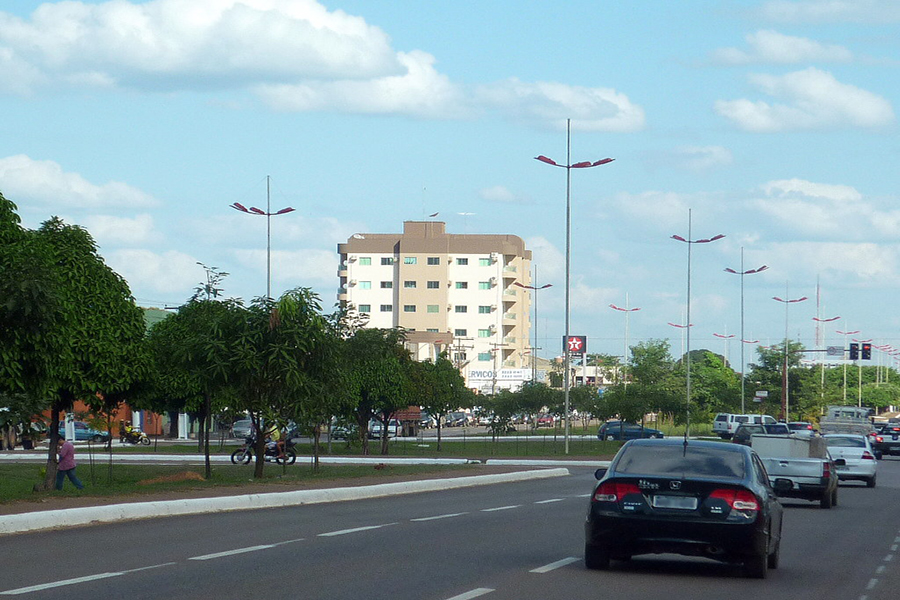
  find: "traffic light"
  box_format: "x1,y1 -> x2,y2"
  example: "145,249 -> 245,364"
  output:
862,343 -> 872,360
849,342 -> 859,360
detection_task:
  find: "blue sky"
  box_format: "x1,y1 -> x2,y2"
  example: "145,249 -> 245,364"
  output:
1,0 -> 898,373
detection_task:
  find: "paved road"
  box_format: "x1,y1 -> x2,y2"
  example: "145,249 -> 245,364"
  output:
2,461 -> 899,599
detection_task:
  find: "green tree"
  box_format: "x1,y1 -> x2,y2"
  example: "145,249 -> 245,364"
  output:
413,356 -> 473,451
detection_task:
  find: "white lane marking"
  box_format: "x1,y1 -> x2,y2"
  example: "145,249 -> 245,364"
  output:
535,498 -> 564,504
445,588 -> 494,600
866,579 -> 878,590
124,563 -> 177,573
189,544 -> 275,561
1,572 -> 123,595
876,565 -> 886,574
481,505 -> 521,512
885,554 -> 894,562
575,493 -> 591,498
412,512 -> 468,522
892,544 -> 898,552
318,523 -> 397,537
530,557 -> 580,573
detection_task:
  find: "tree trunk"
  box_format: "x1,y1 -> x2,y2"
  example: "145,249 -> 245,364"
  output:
312,424 -> 321,473
203,392 -> 212,479
437,420 -> 443,452
35,406 -> 62,492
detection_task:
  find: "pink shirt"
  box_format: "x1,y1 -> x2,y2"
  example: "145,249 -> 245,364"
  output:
57,441 -> 77,470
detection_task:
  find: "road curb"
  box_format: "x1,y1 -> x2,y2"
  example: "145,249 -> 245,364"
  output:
0,468 -> 571,536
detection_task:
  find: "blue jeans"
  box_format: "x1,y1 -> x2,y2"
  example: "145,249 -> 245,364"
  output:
56,467 -> 84,490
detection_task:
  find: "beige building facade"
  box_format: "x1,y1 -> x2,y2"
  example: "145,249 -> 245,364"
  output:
337,221 -> 533,392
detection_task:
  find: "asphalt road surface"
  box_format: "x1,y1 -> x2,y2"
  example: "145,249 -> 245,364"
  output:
2,461 -> 900,600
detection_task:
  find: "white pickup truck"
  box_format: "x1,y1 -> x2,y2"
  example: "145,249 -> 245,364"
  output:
751,434 -> 841,509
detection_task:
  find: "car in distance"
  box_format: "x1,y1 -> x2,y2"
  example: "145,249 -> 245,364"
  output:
786,421 -> 817,438
597,421 -> 664,441
58,422 -> 111,443
585,438 -> 783,578
823,434 -> 878,487
713,413 -> 778,439
732,422 -> 791,446
871,423 -> 900,458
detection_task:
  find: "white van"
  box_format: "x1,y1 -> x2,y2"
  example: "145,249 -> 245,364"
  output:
713,413 -> 777,439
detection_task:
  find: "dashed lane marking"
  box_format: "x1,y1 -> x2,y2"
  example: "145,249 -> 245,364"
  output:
189,544 -> 276,561
412,512 -> 469,522
535,498 -> 564,504
318,523 -> 398,537
481,505 -> 521,512
0,563 -> 175,596
445,588 -> 494,600
529,557 -> 580,573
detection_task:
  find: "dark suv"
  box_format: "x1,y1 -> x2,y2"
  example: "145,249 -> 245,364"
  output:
872,424 -> 900,458
732,423 -> 790,446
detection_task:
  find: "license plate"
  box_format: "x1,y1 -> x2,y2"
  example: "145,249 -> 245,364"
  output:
652,495 -> 698,510
835,464 -> 848,470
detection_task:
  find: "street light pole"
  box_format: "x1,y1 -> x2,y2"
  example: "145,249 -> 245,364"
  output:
229,175 -> 296,300
671,210 -> 724,438
772,288 -> 808,421
853,338 -> 872,407
514,277 -> 552,383
725,250 -> 768,413
836,329 -> 860,404
535,118 -> 614,455
610,298 -> 640,387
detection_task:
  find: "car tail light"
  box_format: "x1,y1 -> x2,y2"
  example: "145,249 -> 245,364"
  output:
709,488 -> 760,511
593,481 -> 640,503
822,461 -> 832,481
862,451 -> 875,460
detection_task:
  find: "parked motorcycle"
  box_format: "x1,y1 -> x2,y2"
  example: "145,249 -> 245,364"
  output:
120,427 -> 150,445
231,435 -> 296,465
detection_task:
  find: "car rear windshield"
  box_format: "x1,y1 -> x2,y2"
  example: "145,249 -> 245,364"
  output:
614,445 -> 745,479
765,424 -> 790,434
715,414 -> 728,422
825,436 -> 866,448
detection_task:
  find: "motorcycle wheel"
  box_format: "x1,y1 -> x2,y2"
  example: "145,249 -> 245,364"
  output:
277,448 -> 297,465
231,448 -> 252,465
141,436 -> 151,445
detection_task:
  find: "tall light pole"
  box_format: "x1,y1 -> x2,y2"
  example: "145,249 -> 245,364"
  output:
671,210 -> 724,437
853,338 -> 872,407
725,250 -> 768,413
535,118 -> 614,454
813,315 -> 840,407
609,298 -> 640,387
836,329 -> 860,404
772,289 -> 808,421
667,321 -> 694,360
230,175 -> 296,300
514,277 -> 553,383
713,332 -> 736,368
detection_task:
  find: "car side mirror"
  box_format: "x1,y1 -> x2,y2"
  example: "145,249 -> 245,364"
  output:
773,478 -> 793,494
594,467 -> 608,480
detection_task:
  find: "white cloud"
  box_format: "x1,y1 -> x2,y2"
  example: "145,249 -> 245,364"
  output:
712,30 -> 853,65
673,146 -> 734,171
105,248 -> 203,295
613,191 -> 694,231
754,178 -> 900,239
233,247 -> 337,288
476,78 -> 645,132
715,67 -> 894,131
81,214 -> 160,246
0,0 -> 401,92
759,1 -> 900,24
256,50 -> 469,119
479,185 -> 523,204
0,154 -> 159,209
525,235 -> 564,281
765,241 -> 897,284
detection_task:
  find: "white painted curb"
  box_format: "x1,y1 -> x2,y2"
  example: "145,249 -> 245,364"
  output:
0,468 -> 570,536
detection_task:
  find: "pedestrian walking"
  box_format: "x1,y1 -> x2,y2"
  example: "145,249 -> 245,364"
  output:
56,436 -> 84,491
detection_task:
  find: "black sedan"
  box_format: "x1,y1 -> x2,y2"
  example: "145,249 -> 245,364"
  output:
872,424 -> 900,458
596,421 -> 664,441
585,438 -> 783,578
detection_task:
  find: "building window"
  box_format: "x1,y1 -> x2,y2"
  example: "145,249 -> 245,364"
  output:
380,281 -> 393,289
478,305 -> 492,314
359,257 -> 372,265
478,329 -> 492,337
454,328 -> 467,337
359,281 -> 371,290
454,305 -> 468,313
478,281 -> 491,290
479,258 -> 491,267
427,305 -> 439,313
358,304 -> 371,313
427,328 -> 439,333
478,352 -> 492,361
404,257 -> 417,265
456,258 -> 468,266
404,305 -> 416,312
427,257 -> 440,265
404,280 -> 417,289
455,282 -> 468,289
427,280 -> 440,289
380,304 -> 392,312
454,352 -> 467,362
381,257 -> 394,265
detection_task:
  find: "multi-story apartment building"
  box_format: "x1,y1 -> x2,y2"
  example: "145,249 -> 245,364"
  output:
337,221 -> 533,392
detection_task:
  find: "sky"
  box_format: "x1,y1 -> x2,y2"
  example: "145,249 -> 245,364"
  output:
1,0 -> 898,375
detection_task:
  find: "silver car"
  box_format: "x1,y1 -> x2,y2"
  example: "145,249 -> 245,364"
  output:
823,434 -> 877,488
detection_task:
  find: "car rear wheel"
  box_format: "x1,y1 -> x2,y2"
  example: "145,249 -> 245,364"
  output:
866,475 -> 876,488
820,487 -> 835,509
767,525 -> 781,569
744,551 -> 768,579
584,544 -> 610,570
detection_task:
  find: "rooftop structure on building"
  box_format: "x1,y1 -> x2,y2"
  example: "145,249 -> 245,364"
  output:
337,221 -> 536,393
